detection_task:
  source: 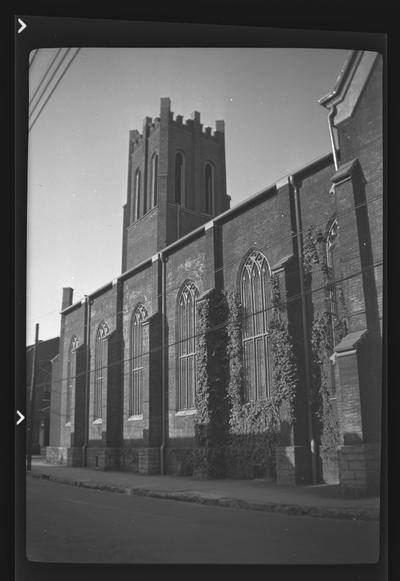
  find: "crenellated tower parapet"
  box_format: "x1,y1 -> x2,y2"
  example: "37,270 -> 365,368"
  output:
121,97 -> 230,273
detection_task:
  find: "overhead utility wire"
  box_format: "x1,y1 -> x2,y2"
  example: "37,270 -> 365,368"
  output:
29,49 -> 39,68
26,194 -> 382,337
70,193 -> 383,309
29,48 -> 65,108
29,48 -> 73,123
29,259 -> 383,394
29,48 -> 81,132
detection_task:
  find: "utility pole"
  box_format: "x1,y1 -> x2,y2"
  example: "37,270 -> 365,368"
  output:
27,323 -> 39,471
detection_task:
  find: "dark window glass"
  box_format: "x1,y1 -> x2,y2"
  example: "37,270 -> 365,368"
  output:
177,281 -> 198,410
94,322 -> 109,420
175,152 -> 184,204
240,251 -> 271,401
205,163 -> 213,214
151,154 -> 158,207
326,219 -> 339,348
135,170 -> 141,220
66,336 -> 79,423
130,304 -> 147,416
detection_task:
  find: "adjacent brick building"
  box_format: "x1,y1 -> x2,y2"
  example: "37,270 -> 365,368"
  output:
47,50 -> 383,494
26,336 -> 59,455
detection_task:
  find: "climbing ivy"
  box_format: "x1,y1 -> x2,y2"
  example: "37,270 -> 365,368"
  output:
268,274 -> 298,423
310,311 -> 340,448
225,282 -> 298,441
303,226 -> 320,275
194,296 -> 211,427
304,224 -> 348,449
194,289 -> 228,451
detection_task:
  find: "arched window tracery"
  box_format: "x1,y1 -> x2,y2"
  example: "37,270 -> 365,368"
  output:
66,336 -> 79,424
240,250 -> 271,401
151,153 -> 158,207
175,152 -> 185,205
94,322 -> 109,420
177,281 -> 198,410
135,169 -> 142,220
326,219 -> 339,350
130,304 -> 147,416
205,162 -> 214,214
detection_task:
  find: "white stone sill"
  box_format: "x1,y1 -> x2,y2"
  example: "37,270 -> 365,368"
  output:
127,414 -> 143,422
175,409 -> 196,417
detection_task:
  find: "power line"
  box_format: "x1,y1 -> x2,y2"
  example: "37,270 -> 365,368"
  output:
25,192 -> 383,341
26,258 -> 383,394
29,48 -> 81,132
42,191 -> 382,315
29,49 -> 39,68
29,48 -> 65,109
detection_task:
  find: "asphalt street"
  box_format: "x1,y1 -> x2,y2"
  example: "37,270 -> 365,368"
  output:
26,477 -> 380,564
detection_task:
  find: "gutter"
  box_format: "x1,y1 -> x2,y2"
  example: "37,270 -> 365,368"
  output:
327,105 -> 339,172
160,253 -> 167,475
289,175 -> 317,485
61,152 -> 334,314
82,295 -> 91,467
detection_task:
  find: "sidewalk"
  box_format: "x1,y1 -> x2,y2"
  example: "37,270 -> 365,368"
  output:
28,457 -> 380,521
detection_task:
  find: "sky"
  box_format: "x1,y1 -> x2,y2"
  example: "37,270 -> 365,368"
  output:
26,47 -> 348,345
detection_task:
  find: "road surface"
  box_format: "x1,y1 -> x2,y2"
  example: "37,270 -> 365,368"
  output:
26,477 -> 380,564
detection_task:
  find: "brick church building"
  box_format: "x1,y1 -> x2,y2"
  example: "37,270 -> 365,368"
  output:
47,50 -> 383,494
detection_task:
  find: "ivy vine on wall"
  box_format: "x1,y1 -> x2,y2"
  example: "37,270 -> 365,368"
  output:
194,289 -> 228,446
194,295 -> 211,428
268,274 -> 298,425
225,280 -> 298,442
304,225 -> 348,449
193,276 -> 300,478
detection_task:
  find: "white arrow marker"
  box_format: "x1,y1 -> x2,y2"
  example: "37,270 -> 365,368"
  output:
16,410 -> 25,425
17,18 -> 27,34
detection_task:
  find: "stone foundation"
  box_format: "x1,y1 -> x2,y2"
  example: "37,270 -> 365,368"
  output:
166,447 -> 194,476
276,445 -> 310,485
223,442 -> 275,480
338,442 -> 381,495
85,447 -> 121,470
192,446 -> 226,480
67,447 -> 83,467
120,446 -> 139,472
138,447 -> 161,475
46,446 -> 69,465
320,447 -> 340,484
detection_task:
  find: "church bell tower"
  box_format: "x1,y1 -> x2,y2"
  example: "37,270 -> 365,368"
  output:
121,97 -> 230,273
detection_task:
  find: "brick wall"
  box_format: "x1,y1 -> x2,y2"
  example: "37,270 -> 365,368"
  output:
336,56 -> 383,330
48,56 -> 382,490
165,235 -> 206,449
221,187 -> 293,292
125,207 -> 159,271
122,265 -> 153,446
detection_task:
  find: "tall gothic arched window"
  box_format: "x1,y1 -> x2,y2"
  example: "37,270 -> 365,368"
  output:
177,281 -> 198,410
94,322 -> 109,420
204,162 -> 214,214
151,153 -> 158,207
240,250 -> 271,401
130,304 -> 147,416
175,152 -> 184,205
134,169 -> 141,221
66,336 -> 79,424
326,219 -> 339,349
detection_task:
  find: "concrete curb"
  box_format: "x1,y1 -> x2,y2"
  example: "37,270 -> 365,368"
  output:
28,471 -> 379,521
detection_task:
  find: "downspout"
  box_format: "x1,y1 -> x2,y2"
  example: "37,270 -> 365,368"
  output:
327,105 -> 339,171
289,175 -> 318,485
177,204 -> 181,239
82,295 -> 91,467
160,253 -> 167,474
